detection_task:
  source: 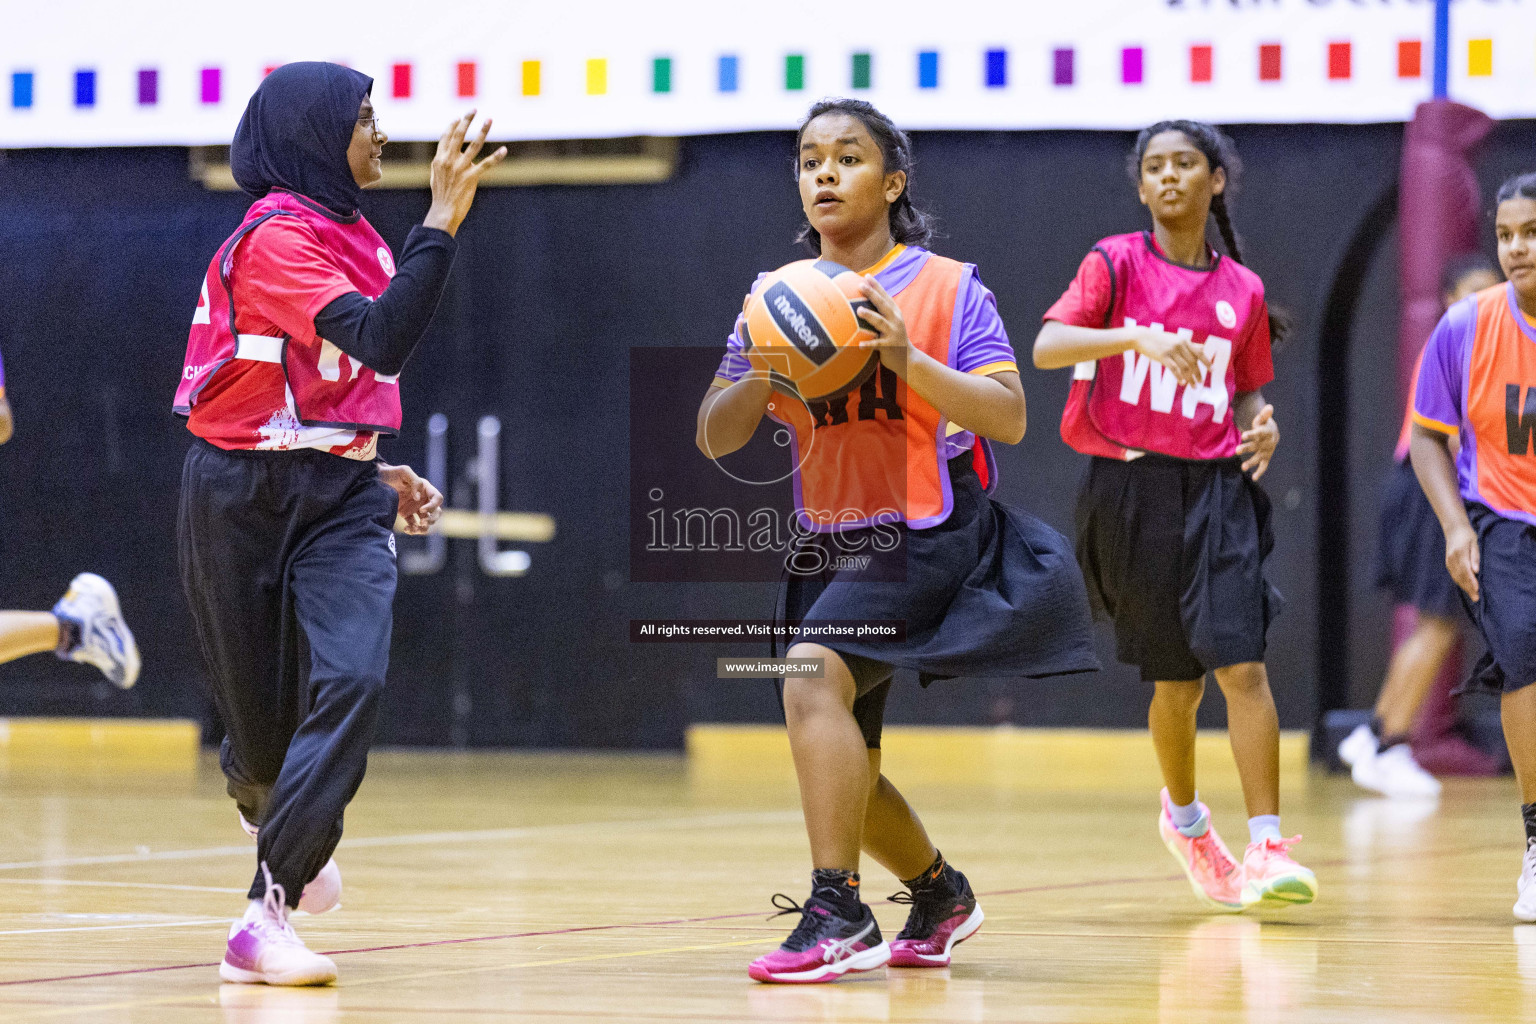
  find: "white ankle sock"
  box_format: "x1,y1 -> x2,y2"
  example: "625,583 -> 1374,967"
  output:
1248,815 -> 1282,844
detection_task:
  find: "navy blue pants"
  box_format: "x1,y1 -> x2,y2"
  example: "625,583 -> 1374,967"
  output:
177,441 -> 398,906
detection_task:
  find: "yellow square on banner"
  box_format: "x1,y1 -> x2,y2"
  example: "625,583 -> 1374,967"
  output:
521,60 -> 541,97
587,58 -> 608,95
1469,38 -> 1493,77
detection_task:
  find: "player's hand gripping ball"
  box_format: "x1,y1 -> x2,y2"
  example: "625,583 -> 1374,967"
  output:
743,259 -> 879,402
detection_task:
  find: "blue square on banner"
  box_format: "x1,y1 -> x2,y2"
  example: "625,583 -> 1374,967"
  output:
75,69 -> 95,107
986,49 -> 1007,87
718,55 -> 739,93
918,51 -> 939,89
12,71 -> 33,108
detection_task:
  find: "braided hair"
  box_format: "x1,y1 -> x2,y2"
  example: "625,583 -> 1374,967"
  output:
1129,120 -> 1289,347
795,98 -> 936,255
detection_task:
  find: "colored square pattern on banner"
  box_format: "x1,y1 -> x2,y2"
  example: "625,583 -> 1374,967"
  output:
1190,44 -> 1213,83
985,49 -> 1006,88
7,23 -> 1536,144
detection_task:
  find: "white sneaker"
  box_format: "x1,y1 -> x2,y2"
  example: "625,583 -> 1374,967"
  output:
220,872 -> 337,986
1338,723 -> 1378,769
52,573 -> 140,688
1351,743 -> 1441,799
1516,839 -> 1536,924
237,812 -> 342,915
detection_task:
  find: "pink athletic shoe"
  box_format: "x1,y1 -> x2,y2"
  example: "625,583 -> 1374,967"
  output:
220,869 -> 337,986
238,812 -> 342,915
1158,789 -> 1242,911
748,894 -> 891,984
887,872 -> 984,967
1240,835 -> 1318,908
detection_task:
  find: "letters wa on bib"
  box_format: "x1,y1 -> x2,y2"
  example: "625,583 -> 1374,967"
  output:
714,244 -> 1099,746
1047,231 -> 1283,682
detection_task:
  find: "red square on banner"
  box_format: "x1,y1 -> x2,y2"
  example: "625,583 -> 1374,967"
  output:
1190,44 -> 1213,83
392,63 -> 412,99
457,62 -> 476,97
1399,39 -> 1423,78
1258,43 -> 1282,81
1328,41 -> 1351,80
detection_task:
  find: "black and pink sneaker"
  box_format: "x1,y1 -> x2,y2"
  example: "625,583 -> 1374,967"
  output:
748,893 -> 891,984
886,871 -> 984,968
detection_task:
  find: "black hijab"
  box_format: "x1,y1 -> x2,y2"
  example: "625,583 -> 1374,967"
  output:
231,62 -> 373,217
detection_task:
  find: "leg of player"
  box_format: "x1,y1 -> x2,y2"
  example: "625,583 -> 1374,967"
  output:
1501,683 -> 1536,923
1214,661 -> 1316,908
0,612 -> 60,664
1151,676 -> 1241,910
749,643 -> 890,984
0,575 -> 139,688
862,751 -> 983,968
1346,613 -> 1454,797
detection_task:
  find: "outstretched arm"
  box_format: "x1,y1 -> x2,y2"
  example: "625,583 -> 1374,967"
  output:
1033,319 -> 1209,387
312,112 -> 508,377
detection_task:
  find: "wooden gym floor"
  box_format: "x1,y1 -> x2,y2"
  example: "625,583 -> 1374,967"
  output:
0,739 -> 1532,1022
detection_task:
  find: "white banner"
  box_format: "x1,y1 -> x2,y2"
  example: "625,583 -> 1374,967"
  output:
0,0 -> 1530,146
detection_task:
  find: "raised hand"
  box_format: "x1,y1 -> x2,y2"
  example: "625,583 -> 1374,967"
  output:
1133,326 -> 1209,388
1237,404 -> 1279,480
423,111 -> 508,237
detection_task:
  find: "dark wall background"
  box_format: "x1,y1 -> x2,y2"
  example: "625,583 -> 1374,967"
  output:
2,122 -> 1533,747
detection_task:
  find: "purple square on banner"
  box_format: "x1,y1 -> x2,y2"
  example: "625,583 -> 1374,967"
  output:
138,69 -> 158,105
1122,47 -> 1143,84
1053,48 -> 1074,86
200,67 -> 220,104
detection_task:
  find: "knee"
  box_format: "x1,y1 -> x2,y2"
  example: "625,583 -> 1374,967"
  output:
1215,662 -> 1269,698
1154,678 -> 1205,712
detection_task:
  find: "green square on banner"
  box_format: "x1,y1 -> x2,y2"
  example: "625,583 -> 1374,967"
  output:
785,54 -> 804,91
852,52 -> 871,89
653,57 -> 672,94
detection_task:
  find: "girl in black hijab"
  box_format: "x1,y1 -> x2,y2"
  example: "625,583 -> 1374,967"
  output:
174,61 -> 505,987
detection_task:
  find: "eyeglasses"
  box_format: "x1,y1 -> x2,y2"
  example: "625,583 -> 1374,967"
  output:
356,116 -> 383,137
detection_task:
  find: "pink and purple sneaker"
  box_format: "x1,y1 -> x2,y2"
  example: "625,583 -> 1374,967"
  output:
748,894 -> 891,984
220,870 -> 337,986
886,870 -> 984,968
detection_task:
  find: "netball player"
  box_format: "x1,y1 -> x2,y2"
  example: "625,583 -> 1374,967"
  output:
1033,121 -> 1315,911
1411,172 -> 1536,922
174,62 -> 504,985
698,98 -> 1098,983
0,353 -> 139,687
1340,255 -> 1500,797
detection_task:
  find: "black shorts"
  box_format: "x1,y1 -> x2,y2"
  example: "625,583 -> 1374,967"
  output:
1076,454 -> 1282,682
1376,459 -> 1462,619
1458,503 -> 1536,696
776,455 -> 1097,749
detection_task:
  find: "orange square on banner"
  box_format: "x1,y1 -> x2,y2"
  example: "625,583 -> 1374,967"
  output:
1398,39 -> 1422,78
457,62 -> 476,97
1328,41 -> 1351,80
1258,43 -> 1282,81
1190,44 -> 1213,83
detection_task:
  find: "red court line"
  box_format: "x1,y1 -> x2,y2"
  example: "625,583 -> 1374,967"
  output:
0,842 -> 1485,989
